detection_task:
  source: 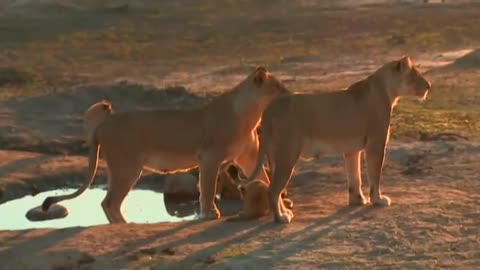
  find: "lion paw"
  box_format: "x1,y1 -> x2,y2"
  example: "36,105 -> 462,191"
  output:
284,208 -> 294,217
275,213 -> 294,224
275,210 -> 294,224
370,195 -> 391,207
198,209 -> 221,220
283,198 -> 294,210
349,193 -> 368,206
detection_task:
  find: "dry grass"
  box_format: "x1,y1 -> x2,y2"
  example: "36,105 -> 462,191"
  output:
1,3 -> 480,269
1,1 -> 480,92
1,1 -> 480,140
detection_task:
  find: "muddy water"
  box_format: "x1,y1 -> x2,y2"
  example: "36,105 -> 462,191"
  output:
0,188 -> 198,230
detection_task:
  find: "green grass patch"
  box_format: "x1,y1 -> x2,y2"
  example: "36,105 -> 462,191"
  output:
391,85 -> 480,140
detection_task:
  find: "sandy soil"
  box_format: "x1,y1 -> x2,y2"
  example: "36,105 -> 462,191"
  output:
0,52 -> 479,269
0,140 -> 479,269
1,1 -> 480,270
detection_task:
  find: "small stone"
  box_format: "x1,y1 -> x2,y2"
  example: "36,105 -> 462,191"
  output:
161,247 -> 176,256
77,254 -> 96,265
140,247 -> 156,255
127,254 -> 140,261
201,256 -> 216,265
26,204 -> 68,221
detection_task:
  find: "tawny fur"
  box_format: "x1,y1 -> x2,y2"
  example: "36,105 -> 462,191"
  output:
42,67 -> 289,224
225,163 -> 293,222
214,126 -> 289,200
246,56 -> 431,224
83,100 -> 112,146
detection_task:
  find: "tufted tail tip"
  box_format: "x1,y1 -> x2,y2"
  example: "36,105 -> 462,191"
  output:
42,197 -> 54,212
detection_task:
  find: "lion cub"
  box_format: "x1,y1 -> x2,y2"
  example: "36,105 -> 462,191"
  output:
224,163 -> 293,221
42,67 -> 289,224
242,56 -> 431,224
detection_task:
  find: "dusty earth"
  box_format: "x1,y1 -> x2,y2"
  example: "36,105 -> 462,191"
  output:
1,1 -> 480,269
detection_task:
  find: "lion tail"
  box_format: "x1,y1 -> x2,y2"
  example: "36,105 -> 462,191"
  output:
246,126 -> 268,182
42,140 -> 101,211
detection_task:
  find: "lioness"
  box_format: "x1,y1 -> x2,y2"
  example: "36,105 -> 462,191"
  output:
86,101 -> 240,200
224,163 -> 293,221
243,56 -> 431,224
42,67 -> 289,223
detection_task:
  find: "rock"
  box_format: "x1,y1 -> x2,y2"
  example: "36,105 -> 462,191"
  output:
161,247 -> 176,256
26,204 -> 68,221
163,173 -> 199,199
77,254 -> 96,265
139,247 -> 156,255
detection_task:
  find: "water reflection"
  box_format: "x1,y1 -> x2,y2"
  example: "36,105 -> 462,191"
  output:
163,194 -> 200,218
0,188 -> 197,230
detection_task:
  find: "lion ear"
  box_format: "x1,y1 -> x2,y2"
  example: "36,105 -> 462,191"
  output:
397,55 -> 412,72
100,100 -> 112,111
253,66 -> 268,88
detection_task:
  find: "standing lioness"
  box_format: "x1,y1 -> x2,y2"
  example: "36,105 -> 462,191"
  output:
42,67 -> 289,223
244,56 -> 431,223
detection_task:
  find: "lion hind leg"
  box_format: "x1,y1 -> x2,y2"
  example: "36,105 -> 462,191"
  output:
101,190 -> 114,223
102,156 -> 143,224
198,155 -> 222,220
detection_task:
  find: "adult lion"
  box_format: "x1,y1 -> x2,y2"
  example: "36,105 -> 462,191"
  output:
42,67 -> 289,223
243,56 -> 431,223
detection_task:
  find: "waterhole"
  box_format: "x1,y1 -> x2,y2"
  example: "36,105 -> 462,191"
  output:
0,188 -> 199,230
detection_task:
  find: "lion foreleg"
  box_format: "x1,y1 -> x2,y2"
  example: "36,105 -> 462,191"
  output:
269,162 -> 296,224
343,151 -> 367,206
365,139 -> 391,207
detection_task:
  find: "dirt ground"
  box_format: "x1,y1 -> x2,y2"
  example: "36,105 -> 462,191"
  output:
1,1 -> 480,269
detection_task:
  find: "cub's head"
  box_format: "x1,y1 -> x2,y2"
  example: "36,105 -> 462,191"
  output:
381,55 -> 431,100
226,164 -> 269,217
84,100 -> 112,143
248,66 -> 290,99
241,180 -> 269,217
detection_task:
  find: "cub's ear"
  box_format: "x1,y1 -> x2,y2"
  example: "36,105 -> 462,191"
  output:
253,66 -> 268,88
227,164 -> 239,179
100,100 -> 112,111
396,55 -> 412,73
